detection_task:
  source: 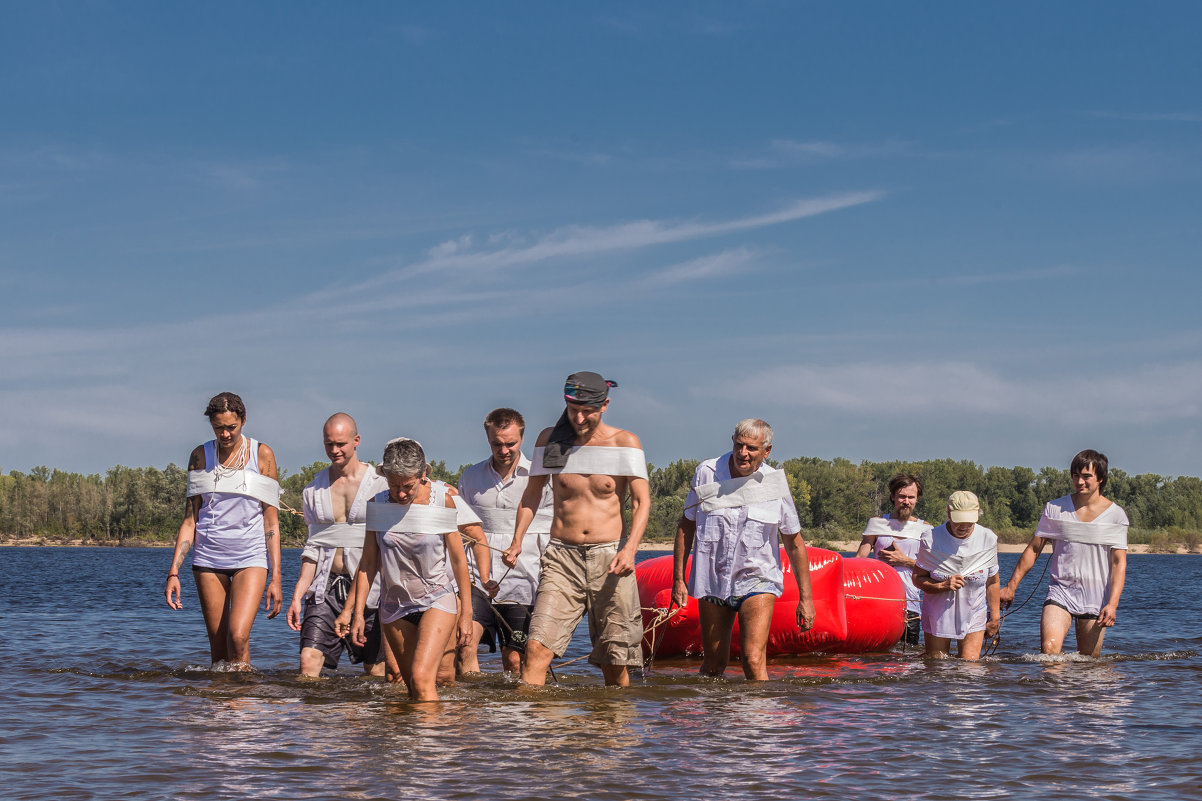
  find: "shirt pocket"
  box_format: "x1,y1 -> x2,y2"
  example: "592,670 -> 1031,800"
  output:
745,503 -> 780,547
698,514 -> 723,545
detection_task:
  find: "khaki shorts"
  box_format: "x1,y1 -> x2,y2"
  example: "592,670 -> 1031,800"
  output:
527,540 -> 644,667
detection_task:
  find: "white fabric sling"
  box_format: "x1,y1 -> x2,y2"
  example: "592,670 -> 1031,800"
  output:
451,495 -> 483,527
694,469 -> 791,513
305,522 -> 367,549
1035,517 -> 1128,548
367,502 -> 459,535
530,446 -> 649,480
187,469 -> 280,508
916,545 -> 998,578
861,517 -> 932,541
473,505 -> 555,537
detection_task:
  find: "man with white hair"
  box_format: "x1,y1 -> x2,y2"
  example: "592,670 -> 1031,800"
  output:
671,418 -> 815,680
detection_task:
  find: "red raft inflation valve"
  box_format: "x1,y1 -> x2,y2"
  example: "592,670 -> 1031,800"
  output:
636,547 -> 906,657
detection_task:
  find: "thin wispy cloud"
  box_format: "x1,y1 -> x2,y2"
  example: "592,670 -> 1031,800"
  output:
733,138 -> 911,169
312,191 -> 885,304
709,360 -> 1202,427
1089,111 -> 1202,123
640,247 -> 761,287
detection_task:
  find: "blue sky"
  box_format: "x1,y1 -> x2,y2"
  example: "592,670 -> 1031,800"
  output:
2,2 -> 1201,479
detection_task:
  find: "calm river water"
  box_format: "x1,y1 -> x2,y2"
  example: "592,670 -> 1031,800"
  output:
1,547 -> 1199,800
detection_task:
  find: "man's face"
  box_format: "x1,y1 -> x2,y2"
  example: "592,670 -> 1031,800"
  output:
891,483 -> 919,521
323,423 -> 360,467
566,399 -> 607,437
209,411 -> 244,452
487,423 -> 523,472
948,519 -> 975,538
386,473 -> 425,505
1072,466 -> 1101,496
730,431 -> 772,477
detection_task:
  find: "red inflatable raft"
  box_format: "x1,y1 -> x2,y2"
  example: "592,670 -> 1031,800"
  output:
636,548 -> 906,657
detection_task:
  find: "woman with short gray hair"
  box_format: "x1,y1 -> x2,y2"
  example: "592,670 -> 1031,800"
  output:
349,438 -> 482,700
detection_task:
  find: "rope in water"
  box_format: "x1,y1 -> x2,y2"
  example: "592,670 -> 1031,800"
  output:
546,604 -> 683,676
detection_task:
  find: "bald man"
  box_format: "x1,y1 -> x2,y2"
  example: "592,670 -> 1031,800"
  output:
286,413 -> 389,676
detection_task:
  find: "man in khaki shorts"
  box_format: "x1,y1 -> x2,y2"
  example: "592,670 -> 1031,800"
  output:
501,371 -> 650,687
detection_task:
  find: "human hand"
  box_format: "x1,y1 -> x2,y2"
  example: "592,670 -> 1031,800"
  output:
944,575 -> 966,591
165,575 -> 183,610
350,613 -> 366,647
265,580 -> 283,618
458,614 -> 473,647
608,548 -> 636,577
1098,603 -> 1118,627
671,579 -> 689,609
501,544 -> 520,569
999,586 -> 1015,609
878,545 -> 912,568
483,579 -> 500,599
796,599 -> 816,633
985,617 -> 1000,638
286,598 -> 303,631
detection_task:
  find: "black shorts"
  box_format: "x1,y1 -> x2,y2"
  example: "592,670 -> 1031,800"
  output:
470,586 -> 534,653
902,613 -> 921,646
1042,599 -> 1100,621
299,574 -> 383,668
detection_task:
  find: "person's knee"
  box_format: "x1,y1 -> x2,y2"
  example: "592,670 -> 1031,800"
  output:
299,648 -> 326,675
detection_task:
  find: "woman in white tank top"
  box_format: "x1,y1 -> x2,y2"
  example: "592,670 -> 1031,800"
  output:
164,392 -> 283,669
350,438 -> 475,701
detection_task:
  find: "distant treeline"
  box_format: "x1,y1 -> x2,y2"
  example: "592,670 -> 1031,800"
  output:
3,457 -> 1201,549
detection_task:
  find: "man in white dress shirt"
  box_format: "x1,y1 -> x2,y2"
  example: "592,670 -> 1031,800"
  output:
456,408 -> 554,674
671,419 -> 815,680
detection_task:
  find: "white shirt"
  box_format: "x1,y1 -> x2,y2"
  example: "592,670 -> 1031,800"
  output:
301,466 -> 387,608
919,523 -> 999,639
1041,495 -> 1129,617
866,514 -> 926,614
457,454 -> 554,606
684,453 -> 802,600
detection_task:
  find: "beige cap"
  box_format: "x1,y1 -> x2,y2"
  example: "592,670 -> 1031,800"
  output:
947,490 -> 980,523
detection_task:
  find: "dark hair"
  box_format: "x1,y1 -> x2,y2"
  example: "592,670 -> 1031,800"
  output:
1071,449 -> 1109,489
204,392 -> 246,421
484,407 -> 525,435
888,473 -> 923,499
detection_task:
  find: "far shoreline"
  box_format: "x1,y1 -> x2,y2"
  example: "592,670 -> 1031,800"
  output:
1,538 -> 1196,555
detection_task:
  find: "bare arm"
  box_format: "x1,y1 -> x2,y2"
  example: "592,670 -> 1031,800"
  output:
913,566 -> 964,593
501,473 -> 549,568
1000,536 -> 1047,608
781,531 -> 815,632
609,474 -> 650,576
1098,548 -> 1127,627
165,446 -> 204,610
444,516 -> 474,648
671,516 -> 696,607
349,532 -> 380,647
985,573 -> 1001,637
855,536 -> 875,559
287,557 -> 318,631
259,443 -> 282,618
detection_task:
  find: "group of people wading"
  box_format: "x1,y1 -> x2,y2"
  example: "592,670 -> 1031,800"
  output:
165,374 -> 1129,700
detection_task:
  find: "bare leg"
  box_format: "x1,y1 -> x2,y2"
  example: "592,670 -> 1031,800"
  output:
194,570 -> 233,665
736,594 -> 776,680
600,664 -> 630,687
364,661 -> 386,677
520,639 -> 555,686
1040,604 -> 1073,655
437,624 -> 457,686
379,626 -> 404,684
697,599 -> 737,676
501,647 -> 522,674
410,609 -> 458,701
225,567 -> 268,667
924,634 -> 952,658
455,620 -> 485,676
1074,616 -> 1107,657
958,631 -> 986,661
299,647 -> 326,677
383,620 -> 416,690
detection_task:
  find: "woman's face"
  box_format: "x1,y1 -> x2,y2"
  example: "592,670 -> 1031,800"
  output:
209,411 -> 244,451
386,473 -> 425,505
